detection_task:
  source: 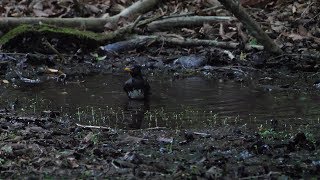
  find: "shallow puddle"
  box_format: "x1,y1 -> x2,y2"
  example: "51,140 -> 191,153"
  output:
1,74 -> 320,129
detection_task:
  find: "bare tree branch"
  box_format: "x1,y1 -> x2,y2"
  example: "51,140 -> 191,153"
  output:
147,16 -> 236,31
0,0 -> 161,32
217,0 -> 283,55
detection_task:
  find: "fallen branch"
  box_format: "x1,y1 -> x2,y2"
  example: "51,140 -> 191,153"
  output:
0,16 -> 143,48
217,0 -> 283,55
0,0 -> 161,32
267,52 -> 320,61
0,114 -> 49,123
101,35 -> 263,53
147,16 -> 236,31
109,0 -> 160,22
152,35 -> 263,50
153,35 -> 240,49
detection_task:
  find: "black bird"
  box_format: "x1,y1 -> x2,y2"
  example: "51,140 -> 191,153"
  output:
124,65 -> 150,100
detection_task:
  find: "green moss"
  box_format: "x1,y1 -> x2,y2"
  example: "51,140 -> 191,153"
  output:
0,24 -> 32,45
0,24 -> 108,46
36,24 -> 106,41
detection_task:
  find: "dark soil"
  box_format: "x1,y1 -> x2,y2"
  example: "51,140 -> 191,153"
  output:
1,110 -> 320,179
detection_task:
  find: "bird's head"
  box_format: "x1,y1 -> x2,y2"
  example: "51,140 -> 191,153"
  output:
124,65 -> 142,77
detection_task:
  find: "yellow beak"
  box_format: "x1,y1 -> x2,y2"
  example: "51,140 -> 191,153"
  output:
124,67 -> 132,72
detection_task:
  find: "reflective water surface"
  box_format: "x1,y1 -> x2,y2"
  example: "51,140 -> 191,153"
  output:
1,74 -> 320,129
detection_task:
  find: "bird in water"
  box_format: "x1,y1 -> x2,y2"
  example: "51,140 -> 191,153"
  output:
124,65 -> 150,100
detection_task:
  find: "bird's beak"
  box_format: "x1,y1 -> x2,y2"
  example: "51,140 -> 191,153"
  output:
124,67 -> 132,72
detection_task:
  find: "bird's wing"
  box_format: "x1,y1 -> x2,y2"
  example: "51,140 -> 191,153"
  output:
123,79 -> 132,92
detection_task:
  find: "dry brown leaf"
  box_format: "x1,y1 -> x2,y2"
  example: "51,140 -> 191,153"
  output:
86,4 -> 101,14
241,0 -> 275,7
224,32 -> 237,39
120,135 -> 144,144
271,21 -> 286,33
82,132 -> 94,143
199,23 -> 214,36
104,22 -> 117,30
292,5 -> 297,14
298,25 -> 308,36
157,137 -> 173,143
181,28 -> 196,35
67,157 -> 79,168
110,3 -> 125,14
313,37 -> 320,44
204,0 -> 221,7
219,23 -> 225,39
33,9 -> 49,17
33,1 -> 43,10
288,33 -> 304,41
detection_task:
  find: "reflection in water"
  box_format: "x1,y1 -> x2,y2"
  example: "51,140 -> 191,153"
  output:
0,74 -> 320,129
123,99 -> 150,129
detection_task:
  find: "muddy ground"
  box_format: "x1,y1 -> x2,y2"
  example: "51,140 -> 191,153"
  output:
1,110 -> 320,179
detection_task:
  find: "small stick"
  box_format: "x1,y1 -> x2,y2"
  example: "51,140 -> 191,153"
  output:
76,123 -> 115,131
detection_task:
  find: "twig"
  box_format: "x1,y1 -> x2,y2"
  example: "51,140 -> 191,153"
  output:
211,66 -> 247,75
76,123 -> 115,131
132,15 -> 142,28
239,171 -> 281,179
303,11 -> 320,26
43,39 -> 66,63
0,52 -> 29,56
153,35 -> 240,49
147,16 -> 236,31
127,35 -> 262,50
137,14 -> 164,27
127,126 -> 167,132
161,6 -> 224,19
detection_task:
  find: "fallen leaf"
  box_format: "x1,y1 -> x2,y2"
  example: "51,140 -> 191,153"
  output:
47,68 -> 59,73
298,25 -> 308,36
157,137 -> 173,144
82,132 -> 94,143
271,21 -> 286,33
1,145 -> 13,154
67,157 -> 79,168
292,5 -> 297,14
288,33 -> 304,41
33,9 -> 49,17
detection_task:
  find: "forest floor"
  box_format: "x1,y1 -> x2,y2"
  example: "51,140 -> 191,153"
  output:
1,110 -> 320,179
1,0 -> 320,179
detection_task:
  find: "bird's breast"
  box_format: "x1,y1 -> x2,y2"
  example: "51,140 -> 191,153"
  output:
128,89 -> 145,99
